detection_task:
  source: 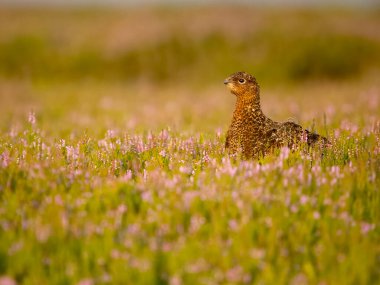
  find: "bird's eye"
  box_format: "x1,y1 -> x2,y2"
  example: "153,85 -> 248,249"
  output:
238,78 -> 245,84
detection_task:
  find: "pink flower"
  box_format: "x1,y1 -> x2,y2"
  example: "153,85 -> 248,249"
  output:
66,145 -> 79,162
0,276 -> 17,285
106,129 -> 117,139
280,147 -> 290,160
228,219 -> 238,231
216,128 -> 222,138
77,279 -> 93,285
0,151 -> 10,168
189,215 -> 205,233
225,266 -> 244,283
179,166 -> 192,175
290,204 -> 298,213
361,222 -> 375,235
121,170 -> 133,182
250,248 -> 265,260
28,111 -> 36,125
141,191 -> 152,202
169,275 -> 182,285
300,195 -> 309,205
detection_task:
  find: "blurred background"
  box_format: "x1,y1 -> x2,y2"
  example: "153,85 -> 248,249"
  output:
0,0 -> 379,135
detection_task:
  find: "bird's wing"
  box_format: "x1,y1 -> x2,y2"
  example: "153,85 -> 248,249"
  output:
281,121 -> 304,133
282,121 -> 329,146
267,121 -> 305,148
264,127 -> 279,143
263,127 -> 285,149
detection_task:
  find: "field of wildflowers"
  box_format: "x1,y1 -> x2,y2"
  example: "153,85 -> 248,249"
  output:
1,6 -> 380,285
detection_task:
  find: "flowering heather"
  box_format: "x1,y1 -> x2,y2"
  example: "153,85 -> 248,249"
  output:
1,6 -> 380,284
0,112 -> 379,284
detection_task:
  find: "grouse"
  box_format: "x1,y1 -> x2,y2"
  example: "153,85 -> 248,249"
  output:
224,71 -> 329,159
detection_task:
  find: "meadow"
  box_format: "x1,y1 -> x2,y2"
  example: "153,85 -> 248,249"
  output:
0,6 -> 380,285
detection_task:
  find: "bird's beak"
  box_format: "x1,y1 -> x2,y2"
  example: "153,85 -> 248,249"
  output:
224,79 -> 230,85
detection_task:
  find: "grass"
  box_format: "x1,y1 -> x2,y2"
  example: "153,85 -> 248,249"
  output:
0,116 -> 379,284
0,5 -> 380,285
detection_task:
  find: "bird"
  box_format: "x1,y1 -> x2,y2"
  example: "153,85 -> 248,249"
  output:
224,71 -> 330,159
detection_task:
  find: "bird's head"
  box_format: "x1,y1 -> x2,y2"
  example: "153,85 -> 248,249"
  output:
224,71 -> 260,97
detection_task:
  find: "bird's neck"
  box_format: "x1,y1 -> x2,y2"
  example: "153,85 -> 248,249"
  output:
233,92 -> 263,118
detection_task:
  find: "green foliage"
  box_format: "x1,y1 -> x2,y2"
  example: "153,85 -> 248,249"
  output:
0,35 -> 48,77
0,17 -> 379,84
283,35 -> 377,80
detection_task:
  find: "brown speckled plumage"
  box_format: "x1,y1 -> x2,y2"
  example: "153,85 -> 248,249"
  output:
224,71 -> 329,159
